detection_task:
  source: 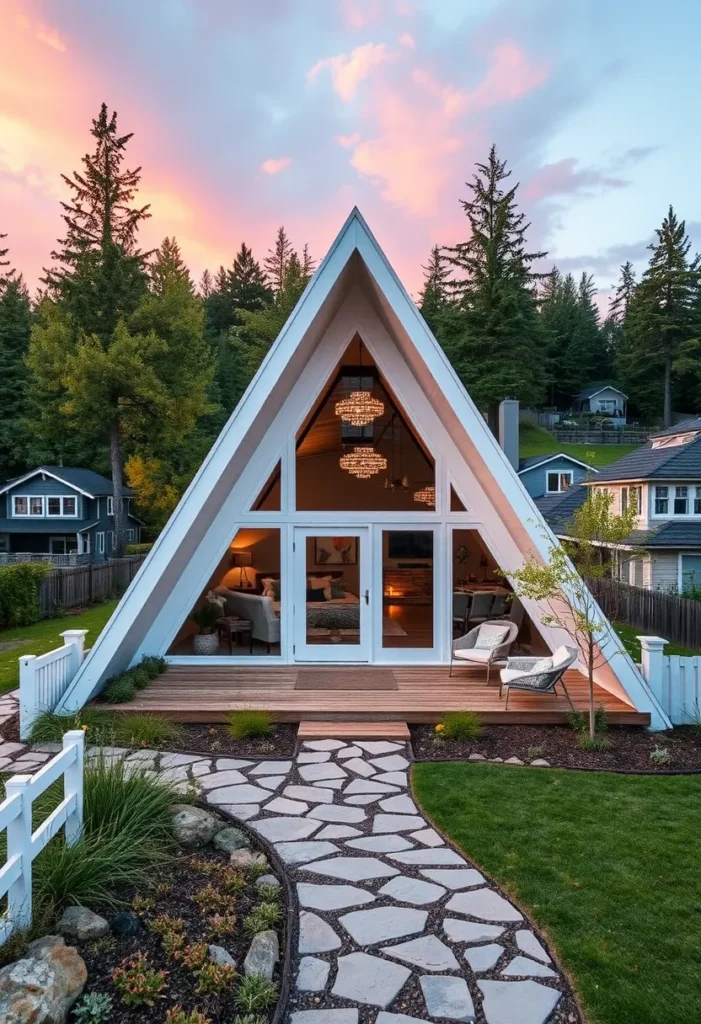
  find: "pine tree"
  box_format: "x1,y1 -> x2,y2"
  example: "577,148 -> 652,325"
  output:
0,231 -> 14,285
441,145 -> 547,424
572,272 -> 609,386
302,243 -> 316,280
150,236 -> 193,296
264,226 -> 293,293
621,207 -> 700,424
0,273 -> 32,480
199,268 -> 213,298
229,243 -> 272,312
419,245 -> 451,333
608,261 -> 636,324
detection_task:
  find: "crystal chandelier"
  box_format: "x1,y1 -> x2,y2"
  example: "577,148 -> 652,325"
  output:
335,390 -> 384,427
414,484 -> 435,507
339,446 -> 387,479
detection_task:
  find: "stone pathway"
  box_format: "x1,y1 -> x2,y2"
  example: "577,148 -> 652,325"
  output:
0,697 -> 574,1023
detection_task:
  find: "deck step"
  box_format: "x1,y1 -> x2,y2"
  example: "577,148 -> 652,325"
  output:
297,720 -> 411,740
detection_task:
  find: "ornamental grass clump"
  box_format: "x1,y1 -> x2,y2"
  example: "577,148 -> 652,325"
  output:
227,709 -> 274,739
234,974 -> 279,1013
243,901 -> 282,937
116,713 -> 183,749
436,711 -> 484,741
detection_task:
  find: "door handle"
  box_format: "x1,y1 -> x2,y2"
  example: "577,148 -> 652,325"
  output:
364,590 -> 369,605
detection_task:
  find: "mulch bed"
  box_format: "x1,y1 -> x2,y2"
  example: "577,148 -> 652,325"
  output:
411,723 -> 701,771
75,841 -> 282,1022
172,723 -> 297,758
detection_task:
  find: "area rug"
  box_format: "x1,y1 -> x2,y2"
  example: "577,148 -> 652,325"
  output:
307,619 -> 407,638
295,668 -> 398,690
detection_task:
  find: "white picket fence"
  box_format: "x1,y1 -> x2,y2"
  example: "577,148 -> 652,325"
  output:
19,630 -> 87,740
0,730 -> 85,945
638,636 -> 701,726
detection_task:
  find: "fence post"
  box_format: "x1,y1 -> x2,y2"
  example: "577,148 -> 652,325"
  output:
19,655 -> 38,742
60,629 -> 88,678
638,636 -> 668,704
63,730 -> 85,846
5,774 -> 33,930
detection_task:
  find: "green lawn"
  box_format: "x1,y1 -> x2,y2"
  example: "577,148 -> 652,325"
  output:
413,763 -> 701,1024
520,422 -> 639,468
0,601 -> 117,694
614,621 -> 700,659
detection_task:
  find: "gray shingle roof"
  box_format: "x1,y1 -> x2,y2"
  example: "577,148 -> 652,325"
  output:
535,485 -> 589,533
3,467 -> 134,497
622,522 -> 701,549
577,384 -> 627,400
649,418 -> 701,439
588,434 -> 701,482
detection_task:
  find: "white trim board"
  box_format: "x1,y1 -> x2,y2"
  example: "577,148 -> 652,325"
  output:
55,208 -> 670,729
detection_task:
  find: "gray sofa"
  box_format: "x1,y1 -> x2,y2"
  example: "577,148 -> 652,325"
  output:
214,587 -> 280,650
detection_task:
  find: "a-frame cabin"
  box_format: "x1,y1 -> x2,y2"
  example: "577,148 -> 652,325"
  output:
57,210 -> 669,730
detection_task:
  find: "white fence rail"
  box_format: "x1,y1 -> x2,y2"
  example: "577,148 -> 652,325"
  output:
639,636 -> 701,725
0,730 -> 85,945
19,630 -> 88,740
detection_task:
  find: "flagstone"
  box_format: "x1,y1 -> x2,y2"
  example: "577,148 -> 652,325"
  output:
274,841 -> 340,865
377,1014 -> 431,1024
388,849 -> 466,865
379,795 -> 418,814
249,816 -> 322,842
332,952 -> 411,1008
372,814 -> 425,833
355,741 -> 403,754
373,771 -> 408,787
264,796 -> 309,815
339,906 -> 427,945
420,869 -> 486,889
214,758 -> 254,770
297,883 -> 375,911
378,875 -> 446,906
205,783 -> 269,805
368,754 -> 410,772
410,828 -> 444,847
501,956 -> 557,979
249,760 -> 292,774
312,778 -> 345,789
284,784 -> 334,804
344,778 -> 399,794
307,804 -> 366,823
217,803 -> 259,821
291,1012 -> 357,1024
299,762 -> 347,782
346,835 -> 413,853
464,943 -> 504,972
343,757 -> 376,778
515,930 -> 551,963
315,824 -> 362,839
442,919 -> 505,943
336,745 -> 362,758
298,910 -> 341,953
477,980 -> 561,1024
382,934 -> 459,972
256,775 -> 286,790
344,794 -> 379,805
446,890 -> 523,922
199,769 -> 248,789
305,856 -> 399,882
420,976 -> 475,1022
303,739 -> 347,751
159,753 -> 201,768
296,956 -> 330,992
297,752 -> 331,763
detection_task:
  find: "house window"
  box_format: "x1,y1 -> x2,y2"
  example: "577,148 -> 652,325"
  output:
621,486 -> 642,515
126,529 -> 135,541
654,486 -> 668,514
695,487 -> 701,515
49,536 -> 78,555
107,496 -> 113,516
47,496 -> 78,517
81,534 -> 91,555
13,495 -> 45,516
546,471 -> 573,493
674,486 -> 689,515
96,532 -> 105,554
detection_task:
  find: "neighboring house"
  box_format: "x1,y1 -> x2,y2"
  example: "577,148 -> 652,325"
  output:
574,385 -> 627,422
0,467 -> 142,564
55,207 -> 664,730
538,418 -> 701,593
518,453 -> 596,499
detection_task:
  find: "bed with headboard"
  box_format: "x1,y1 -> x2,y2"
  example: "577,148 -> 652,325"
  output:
257,571 -> 360,628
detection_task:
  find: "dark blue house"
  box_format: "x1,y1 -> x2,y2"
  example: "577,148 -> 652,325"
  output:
518,453 -> 596,499
0,467 -> 142,564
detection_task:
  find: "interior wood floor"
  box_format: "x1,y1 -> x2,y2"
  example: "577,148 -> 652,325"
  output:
99,664 -> 649,726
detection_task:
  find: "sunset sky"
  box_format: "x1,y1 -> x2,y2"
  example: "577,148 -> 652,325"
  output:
2,0 -> 700,303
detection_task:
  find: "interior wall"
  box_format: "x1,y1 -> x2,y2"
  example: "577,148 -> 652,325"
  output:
296,447 -> 432,512
306,535 -> 360,595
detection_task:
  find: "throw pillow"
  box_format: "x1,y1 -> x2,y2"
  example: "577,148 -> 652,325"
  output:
531,657 -> 553,674
330,581 -> 347,599
306,587 -> 326,602
474,624 -> 510,650
310,575 -> 333,600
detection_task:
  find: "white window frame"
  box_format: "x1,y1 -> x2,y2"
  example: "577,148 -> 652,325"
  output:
46,495 -> 79,518
695,487 -> 701,515
674,486 -> 689,515
546,470 -> 573,494
654,486 -> 669,515
13,495 -> 44,517
107,496 -> 113,516
81,533 -> 91,555
96,532 -> 105,555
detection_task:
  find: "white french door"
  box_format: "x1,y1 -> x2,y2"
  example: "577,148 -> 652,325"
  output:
293,527 -> 371,662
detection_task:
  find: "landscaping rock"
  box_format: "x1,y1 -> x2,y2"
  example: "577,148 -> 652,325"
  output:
111,912 -> 140,936
208,944 -> 236,968
468,753 -> 486,761
58,906 -> 109,941
0,934 -> 87,1023
243,929 -> 279,979
213,826 -> 250,853
170,804 -> 225,847
530,759 -> 551,767
229,848 -> 267,871
504,757 -> 524,765
256,873 -> 281,889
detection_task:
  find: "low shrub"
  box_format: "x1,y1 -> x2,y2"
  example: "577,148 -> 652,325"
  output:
208,913 -> 236,939
234,974 -> 279,1013
141,654 -> 168,678
116,713 -> 183,749
126,666 -> 150,690
125,542 -> 154,555
436,711 -> 484,741
256,882 -> 281,904
166,1008 -> 212,1024
576,733 -> 613,752
102,675 -> 136,704
192,883 -> 236,915
227,709 -> 275,740
0,561 -> 53,627
650,745 -> 671,766
194,960 -> 236,996
99,654 -> 168,705
72,992 -> 114,1023
181,942 -> 209,970
568,704 -> 608,736
526,745 -> 545,760
243,901 -> 281,937
112,952 -> 168,1007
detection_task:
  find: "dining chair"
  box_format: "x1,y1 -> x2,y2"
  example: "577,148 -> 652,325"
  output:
466,592 -> 493,628
452,592 -> 471,636
489,594 -> 509,619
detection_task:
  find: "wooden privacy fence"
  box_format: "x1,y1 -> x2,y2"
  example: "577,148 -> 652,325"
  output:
639,637 -> 701,725
553,429 -> 649,445
39,554 -> 147,617
19,630 -> 88,740
586,576 -> 701,651
0,730 -> 85,944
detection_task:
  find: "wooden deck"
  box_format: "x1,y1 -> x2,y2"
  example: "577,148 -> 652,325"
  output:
99,665 -> 649,726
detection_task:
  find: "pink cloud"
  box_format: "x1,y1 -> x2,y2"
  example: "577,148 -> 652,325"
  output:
340,0 -> 384,29
307,42 -> 397,102
525,158 -> 627,202
335,132 -> 361,148
398,32 -> 415,49
260,156 -> 292,175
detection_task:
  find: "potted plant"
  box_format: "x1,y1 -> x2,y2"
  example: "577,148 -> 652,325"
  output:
192,603 -> 222,655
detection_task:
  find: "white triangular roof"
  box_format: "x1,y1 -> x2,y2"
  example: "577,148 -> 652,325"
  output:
57,208 -> 669,728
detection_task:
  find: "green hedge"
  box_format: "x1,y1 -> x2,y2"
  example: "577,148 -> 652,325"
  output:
0,562 -> 53,628
124,542 -> 153,555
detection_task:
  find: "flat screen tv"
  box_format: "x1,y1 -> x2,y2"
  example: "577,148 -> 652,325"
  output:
388,532 -> 433,559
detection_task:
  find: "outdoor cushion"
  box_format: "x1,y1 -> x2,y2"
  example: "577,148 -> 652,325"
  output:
531,656 -> 553,674
551,645 -> 573,666
500,667 -> 532,683
474,623 -> 509,650
453,648 -> 493,663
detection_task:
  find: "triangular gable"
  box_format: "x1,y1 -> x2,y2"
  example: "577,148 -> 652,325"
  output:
57,209 -> 670,728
